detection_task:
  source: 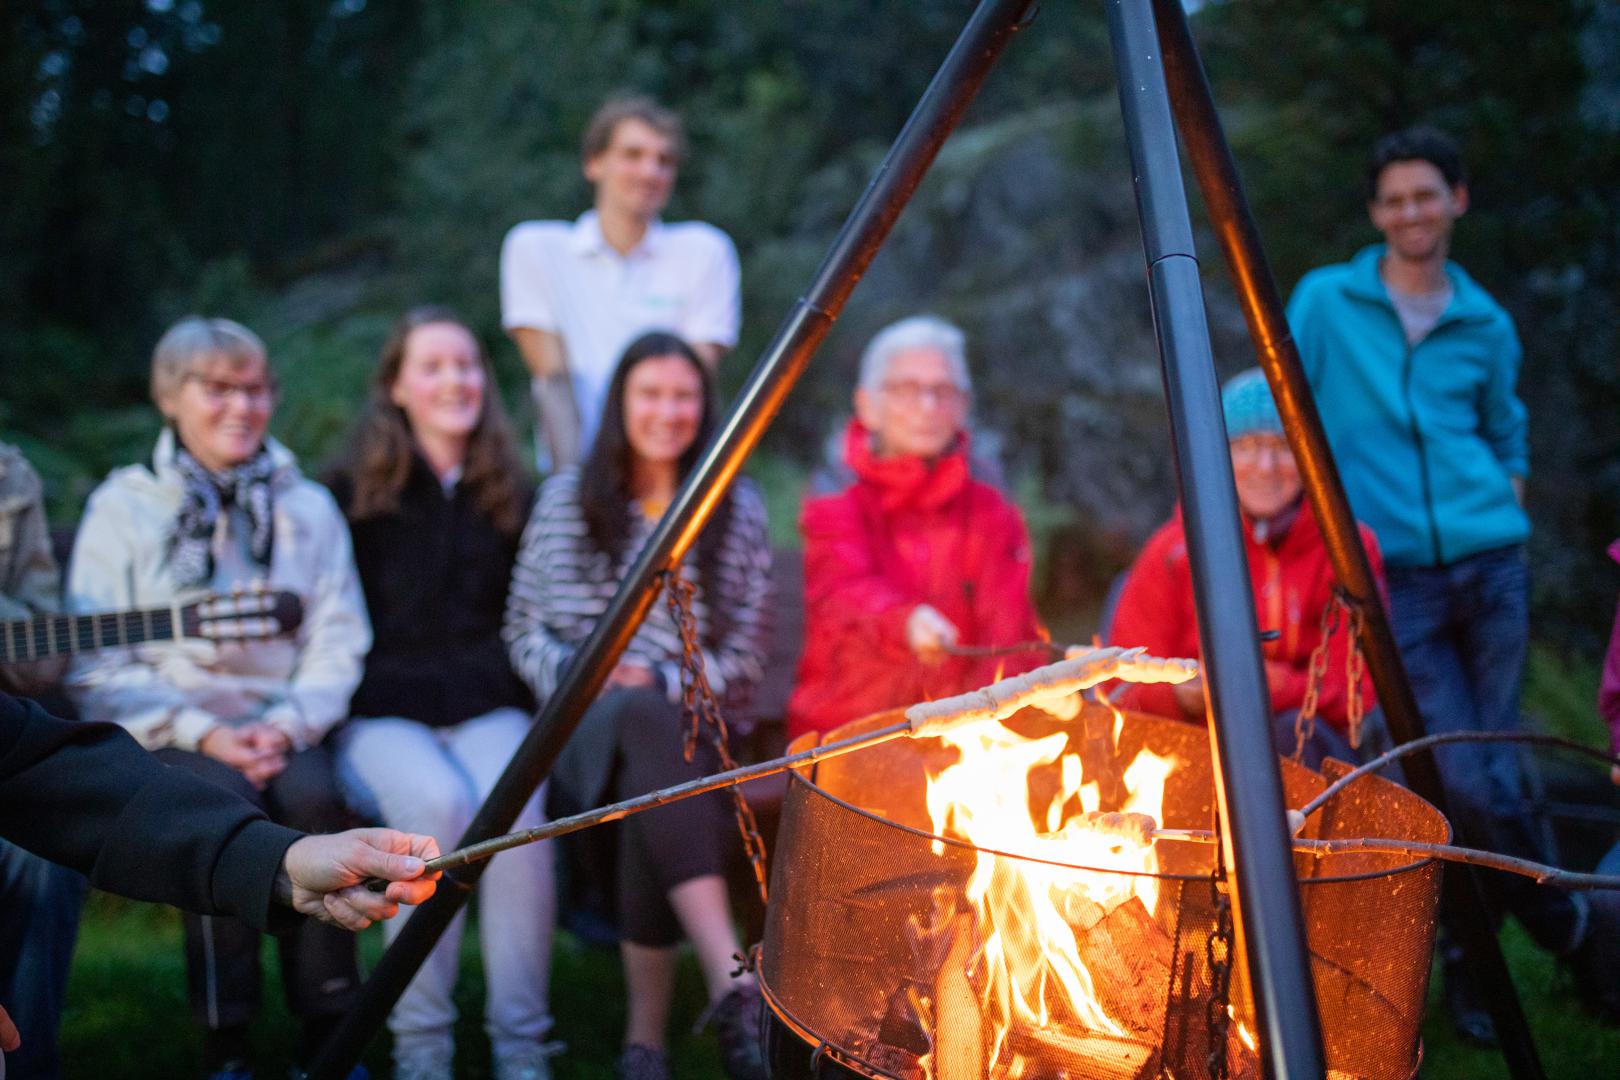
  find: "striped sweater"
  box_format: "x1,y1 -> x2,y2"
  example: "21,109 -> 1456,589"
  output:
503,468 -> 772,712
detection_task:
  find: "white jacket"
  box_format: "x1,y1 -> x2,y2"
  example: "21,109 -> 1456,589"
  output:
67,429 -> 371,752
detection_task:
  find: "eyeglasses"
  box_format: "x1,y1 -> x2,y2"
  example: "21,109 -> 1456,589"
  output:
1229,436 -> 1295,467
881,379 -> 967,408
184,373 -> 279,409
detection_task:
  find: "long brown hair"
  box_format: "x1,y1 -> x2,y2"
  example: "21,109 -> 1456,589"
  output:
343,306 -> 529,535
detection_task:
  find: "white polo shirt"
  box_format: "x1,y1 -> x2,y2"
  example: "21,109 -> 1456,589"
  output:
500,210 -> 741,457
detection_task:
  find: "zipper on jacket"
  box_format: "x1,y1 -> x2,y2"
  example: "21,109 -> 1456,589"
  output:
1401,340 -> 1444,566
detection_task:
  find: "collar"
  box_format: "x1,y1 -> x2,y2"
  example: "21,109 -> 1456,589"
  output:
1343,244 -> 1496,324
152,426 -> 299,488
568,209 -> 665,258
843,417 -> 971,513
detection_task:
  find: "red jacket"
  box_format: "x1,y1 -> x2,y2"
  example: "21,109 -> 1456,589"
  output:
1108,503 -> 1383,731
787,420 -> 1047,738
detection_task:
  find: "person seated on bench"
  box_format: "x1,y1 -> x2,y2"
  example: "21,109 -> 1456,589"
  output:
1107,367 -> 1392,767
65,316 -> 373,1080
325,306 -> 557,1080
503,331 -> 771,1080
787,315 -> 1047,740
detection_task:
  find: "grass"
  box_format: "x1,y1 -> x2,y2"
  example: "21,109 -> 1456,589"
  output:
57,644 -> 1620,1078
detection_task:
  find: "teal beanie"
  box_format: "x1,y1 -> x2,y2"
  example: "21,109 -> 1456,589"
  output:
1221,368 -> 1283,440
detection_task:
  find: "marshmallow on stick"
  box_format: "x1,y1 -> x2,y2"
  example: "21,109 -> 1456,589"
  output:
904,646 -> 1199,738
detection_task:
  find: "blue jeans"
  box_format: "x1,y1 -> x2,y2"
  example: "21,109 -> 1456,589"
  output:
0,840 -> 87,1080
1387,544 -> 1582,953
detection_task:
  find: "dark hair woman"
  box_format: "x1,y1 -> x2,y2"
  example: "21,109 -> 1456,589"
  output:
326,306 -> 557,1080
504,331 -> 772,1080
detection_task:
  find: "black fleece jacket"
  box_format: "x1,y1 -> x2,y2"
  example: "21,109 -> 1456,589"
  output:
0,691 -> 299,930
328,461 -> 534,728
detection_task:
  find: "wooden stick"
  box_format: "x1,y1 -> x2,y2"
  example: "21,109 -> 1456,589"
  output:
904,647 -> 1199,737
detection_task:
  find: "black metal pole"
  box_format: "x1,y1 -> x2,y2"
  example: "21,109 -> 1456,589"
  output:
1102,2 -> 1326,1076
1149,3 -> 1546,1075
307,2 -> 1038,1075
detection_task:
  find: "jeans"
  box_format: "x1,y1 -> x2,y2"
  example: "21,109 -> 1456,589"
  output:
1386,544 -> 1583,953
0,842 -> 87,1080
335,708 -> 555,1065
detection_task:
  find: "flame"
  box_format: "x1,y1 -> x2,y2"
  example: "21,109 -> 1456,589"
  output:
924,694 -> 1176,1070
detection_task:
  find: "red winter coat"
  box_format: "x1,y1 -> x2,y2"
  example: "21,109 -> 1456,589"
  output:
786,420 -> 1048,738
1108,503 -> 1383,731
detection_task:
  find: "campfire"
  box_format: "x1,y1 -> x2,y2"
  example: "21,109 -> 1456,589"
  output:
758,693 -> 1447,1080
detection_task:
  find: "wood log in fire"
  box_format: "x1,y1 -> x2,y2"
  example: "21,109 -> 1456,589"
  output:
1004,1027 -> 1158,1080
931,916 -> 987,1080
1069,894 -> 1176,1040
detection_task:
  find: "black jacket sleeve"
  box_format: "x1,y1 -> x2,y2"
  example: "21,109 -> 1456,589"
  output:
0,691 -> 301,931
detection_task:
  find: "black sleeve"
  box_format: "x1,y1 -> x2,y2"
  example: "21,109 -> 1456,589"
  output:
0,691 -> 301,931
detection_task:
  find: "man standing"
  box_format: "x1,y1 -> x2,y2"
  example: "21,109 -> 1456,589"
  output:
1287,126 -> 1597,1041
501,95 -> 740,469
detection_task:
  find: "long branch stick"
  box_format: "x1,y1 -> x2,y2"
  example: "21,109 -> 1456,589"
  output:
1142,827 -> 1620,892
369,646 -> 1197,890
1297,731 -> 1620,823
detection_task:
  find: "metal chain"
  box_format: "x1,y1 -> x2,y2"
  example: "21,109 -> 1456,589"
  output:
1292,596 -> 1340,763
662,569 -> 771,904
1344,600 -> 1367,751
1204,826 -> 1234,1080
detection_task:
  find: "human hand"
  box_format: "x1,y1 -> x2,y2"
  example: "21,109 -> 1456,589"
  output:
606,661 -> 656,690
0,999 -> 19,1053
1172,675 -> 1207,718
280,828 -> 441,930
906,604 -> 959,662
199,724 -> 288,788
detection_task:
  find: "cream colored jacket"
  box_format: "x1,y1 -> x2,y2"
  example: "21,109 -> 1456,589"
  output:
67,429 -> 370,751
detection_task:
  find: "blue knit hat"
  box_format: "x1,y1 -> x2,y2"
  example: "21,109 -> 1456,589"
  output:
1221,368 -> 1283,440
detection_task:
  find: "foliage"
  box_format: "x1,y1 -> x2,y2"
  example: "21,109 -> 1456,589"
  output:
2,0 -> 1618,649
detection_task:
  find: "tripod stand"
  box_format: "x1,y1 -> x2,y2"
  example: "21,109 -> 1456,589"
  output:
309,2 -> 1543,1076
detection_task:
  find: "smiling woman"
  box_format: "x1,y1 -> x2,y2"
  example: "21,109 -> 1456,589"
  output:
503,330 -> 773,1080
64,315 -> 374,1078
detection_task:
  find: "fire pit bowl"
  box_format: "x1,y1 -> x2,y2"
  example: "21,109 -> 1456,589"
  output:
758,704 -> 1447,1080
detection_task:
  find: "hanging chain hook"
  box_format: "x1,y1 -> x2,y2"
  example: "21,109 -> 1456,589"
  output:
662,569 -> 771,904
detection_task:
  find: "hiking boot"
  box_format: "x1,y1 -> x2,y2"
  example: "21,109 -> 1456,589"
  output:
393,1045 -> 452,1080
705,984 -> 767,1080
615,1043 -> 672,1080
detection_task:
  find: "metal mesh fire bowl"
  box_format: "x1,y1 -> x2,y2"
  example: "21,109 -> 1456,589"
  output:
759,704 -> 1447,1080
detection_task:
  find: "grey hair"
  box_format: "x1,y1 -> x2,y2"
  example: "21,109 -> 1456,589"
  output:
857,314 -> 972,394
150,316 -> 269,406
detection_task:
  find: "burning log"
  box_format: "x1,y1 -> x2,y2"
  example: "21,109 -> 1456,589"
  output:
1064,894 -> 1176,1040
1005,1028 -> 1158,1080
931,915 -> 987,1080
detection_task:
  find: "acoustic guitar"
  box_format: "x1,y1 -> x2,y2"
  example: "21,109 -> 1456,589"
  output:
1,588 -> 304,664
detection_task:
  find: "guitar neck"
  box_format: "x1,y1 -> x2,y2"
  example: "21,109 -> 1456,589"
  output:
1,605 -> 185,665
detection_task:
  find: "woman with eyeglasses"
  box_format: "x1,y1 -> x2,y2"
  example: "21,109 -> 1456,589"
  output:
787,314 -> 1048,739
503,331 -> 771,1080
67,316 -> 372,1080
1108,367 -> 1392,767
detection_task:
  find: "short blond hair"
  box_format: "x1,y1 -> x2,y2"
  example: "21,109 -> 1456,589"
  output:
149,316 -> 268,407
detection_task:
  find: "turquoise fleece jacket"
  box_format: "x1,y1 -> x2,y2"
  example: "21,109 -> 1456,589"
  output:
1287,244 -> 1529,568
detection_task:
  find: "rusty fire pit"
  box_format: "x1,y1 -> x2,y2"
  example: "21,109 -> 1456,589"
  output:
758,703 -> 1447,1080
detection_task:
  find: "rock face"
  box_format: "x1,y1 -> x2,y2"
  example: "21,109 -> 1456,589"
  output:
782,99 -> 1258,619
